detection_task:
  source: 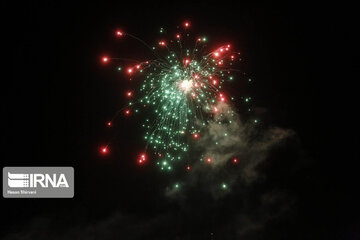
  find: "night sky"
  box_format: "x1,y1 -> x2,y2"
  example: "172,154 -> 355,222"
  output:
1,1 -> 358,239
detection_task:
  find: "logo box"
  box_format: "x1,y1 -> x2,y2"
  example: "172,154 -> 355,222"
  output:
3,167 -> 74,198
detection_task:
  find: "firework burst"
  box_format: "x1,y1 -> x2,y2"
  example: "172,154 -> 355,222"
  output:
102,21 -> 243,172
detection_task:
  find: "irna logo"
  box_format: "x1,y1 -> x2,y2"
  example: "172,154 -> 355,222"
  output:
3,167 -> 74,198
8,172 -> 69,188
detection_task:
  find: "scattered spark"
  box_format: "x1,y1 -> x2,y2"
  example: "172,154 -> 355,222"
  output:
102,57 -> 109,63
138,153 -> 147,164
126,91 -> 133,98
100,146 -> 109,154
116,30 -> 124,37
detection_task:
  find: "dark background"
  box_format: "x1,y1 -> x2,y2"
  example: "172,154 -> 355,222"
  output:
1,1 -> 358,239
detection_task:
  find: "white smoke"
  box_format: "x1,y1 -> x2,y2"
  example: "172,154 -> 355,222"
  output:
166,102 -> 295,199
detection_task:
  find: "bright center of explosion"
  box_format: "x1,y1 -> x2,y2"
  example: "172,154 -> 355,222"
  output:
179,79 -> 193,93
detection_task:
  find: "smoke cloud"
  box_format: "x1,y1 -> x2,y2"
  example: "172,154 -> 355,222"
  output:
165,102 -> 295,199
